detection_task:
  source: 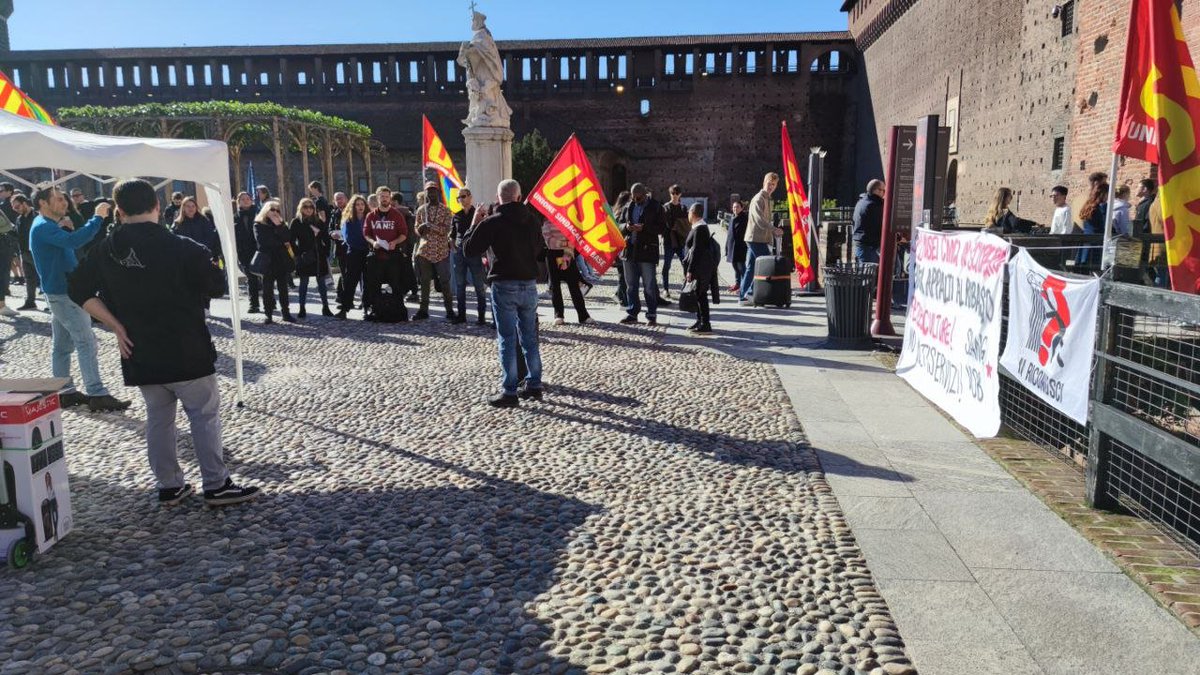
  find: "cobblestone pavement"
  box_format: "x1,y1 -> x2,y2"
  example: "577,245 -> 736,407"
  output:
0,293 -> 912,675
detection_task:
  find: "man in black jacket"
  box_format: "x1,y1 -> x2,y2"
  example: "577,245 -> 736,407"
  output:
463,179 -> 545,408
618,183 -> 668,326
69,178 -> 260,508
11,194 -> 39,310
851,179 -> 886,264
233,192 -> 261,314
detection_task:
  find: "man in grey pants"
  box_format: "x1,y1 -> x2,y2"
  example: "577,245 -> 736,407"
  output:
68,179 -> 260,507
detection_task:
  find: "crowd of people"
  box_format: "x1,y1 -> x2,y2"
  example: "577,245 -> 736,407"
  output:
848,173 -> 1164,285
0,172 -> 796,431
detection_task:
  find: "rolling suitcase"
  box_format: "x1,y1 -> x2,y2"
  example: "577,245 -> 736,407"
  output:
752,253 -> 792,307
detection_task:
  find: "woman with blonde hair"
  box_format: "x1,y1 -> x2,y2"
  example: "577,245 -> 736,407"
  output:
983,187 -> 1033,234
252,200 -> 295,324
173,195 -> 220,259
290,197 -> 333,318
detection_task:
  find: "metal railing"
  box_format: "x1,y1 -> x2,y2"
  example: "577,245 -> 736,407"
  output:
1087,282 -> 1200,553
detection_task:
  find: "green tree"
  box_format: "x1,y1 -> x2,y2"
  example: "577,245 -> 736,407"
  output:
511,130 -> 555,195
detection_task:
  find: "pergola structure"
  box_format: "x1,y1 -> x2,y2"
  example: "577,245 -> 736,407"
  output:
56,102 -> 386,209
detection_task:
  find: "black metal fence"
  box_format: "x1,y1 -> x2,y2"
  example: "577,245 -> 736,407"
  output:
1087,282 -> 1200,553
980,233 -> 1200,550
995,237 -> 1098,464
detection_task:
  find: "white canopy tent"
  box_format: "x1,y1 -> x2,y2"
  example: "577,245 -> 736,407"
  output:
0,112 -> 247,402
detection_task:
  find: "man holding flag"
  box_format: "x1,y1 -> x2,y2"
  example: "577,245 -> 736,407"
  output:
1113,0 -> 1200,293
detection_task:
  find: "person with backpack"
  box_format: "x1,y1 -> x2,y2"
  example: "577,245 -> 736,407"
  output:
683,203 -> 718,334
362,187 -> 411,322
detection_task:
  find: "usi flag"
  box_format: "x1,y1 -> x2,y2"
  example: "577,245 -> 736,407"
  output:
1113,0 -> 1200,292
781,122 -> 815,287
527,135 -> 625,274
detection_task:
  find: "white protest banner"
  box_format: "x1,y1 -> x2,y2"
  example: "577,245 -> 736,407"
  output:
999,249 -> 1100,424
896,229 -> 1009,438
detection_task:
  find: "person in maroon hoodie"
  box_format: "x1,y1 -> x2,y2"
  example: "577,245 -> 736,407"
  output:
362,186 -> 411,320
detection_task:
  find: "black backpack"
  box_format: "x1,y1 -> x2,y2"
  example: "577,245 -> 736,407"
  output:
371,290 -> 408,323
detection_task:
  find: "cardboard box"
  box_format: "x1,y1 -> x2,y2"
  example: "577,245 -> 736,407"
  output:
0,378 -> 73,554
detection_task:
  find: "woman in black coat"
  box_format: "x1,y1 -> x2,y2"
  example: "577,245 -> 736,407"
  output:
289,197 -> 333,318
683,203 -> 718,334
724,200 -> 748,293
173,196 -> 221,260
253,200 -> 295,324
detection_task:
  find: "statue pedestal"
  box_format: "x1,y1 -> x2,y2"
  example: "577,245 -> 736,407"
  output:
464,125 -> 514,204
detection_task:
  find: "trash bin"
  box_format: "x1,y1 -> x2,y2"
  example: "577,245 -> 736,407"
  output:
824,262 -> 878,347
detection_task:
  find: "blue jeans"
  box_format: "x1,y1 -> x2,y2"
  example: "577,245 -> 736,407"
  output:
855,244 -> 880,264
46,294 -> 109,396
623,260 -> 659,320
452,249 -> 487,317
490,280 -> 542,396
739,242 -> 772,299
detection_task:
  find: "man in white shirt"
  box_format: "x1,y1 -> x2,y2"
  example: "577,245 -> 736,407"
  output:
1049,185 -> 1073,235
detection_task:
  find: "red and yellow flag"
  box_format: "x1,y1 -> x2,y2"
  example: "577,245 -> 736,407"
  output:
422,115 -> 464,213
527,134 -> 626,274
1113,0 -> 1200,292
782,122 -> 815,287
0,70 -> 55,125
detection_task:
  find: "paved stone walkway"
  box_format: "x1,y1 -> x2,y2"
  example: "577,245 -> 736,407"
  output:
664,281 -> 1200,675
0,284 -> 912,675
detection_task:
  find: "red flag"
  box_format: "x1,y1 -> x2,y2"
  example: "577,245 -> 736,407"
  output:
527,135 -> 625,274
1113,0 -> 1200,292
781,122 -> 815,286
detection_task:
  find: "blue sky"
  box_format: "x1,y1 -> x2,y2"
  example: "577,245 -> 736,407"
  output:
8,1 -> 848,50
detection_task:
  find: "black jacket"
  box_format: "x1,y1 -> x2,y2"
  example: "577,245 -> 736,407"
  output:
463,202 -> 544,282
162,203 -> 180,227
233,207 -> 258,265
683,223 -> 718,284
618,197 -> 668,263
16,211 -> 35,255
663,201 -> 691,250
254,220 -> 294,275
67,221 -> 225,386
173,214 -> 221,259
452,205 -> 477,249
1134,195 -> 1157,233
290,216 -> 331,277
725,210 -> 748,263
852,192 -> 884,247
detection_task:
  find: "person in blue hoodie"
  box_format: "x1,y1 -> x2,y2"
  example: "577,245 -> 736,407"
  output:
336,194 -> 371,319
28,186 -> 131,412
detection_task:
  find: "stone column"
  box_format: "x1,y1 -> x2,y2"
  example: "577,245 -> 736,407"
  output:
464,126 -> 514,203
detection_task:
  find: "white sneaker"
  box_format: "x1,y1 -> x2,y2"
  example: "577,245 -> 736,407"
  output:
0,306 -> 18,317
554,317 -> 565,326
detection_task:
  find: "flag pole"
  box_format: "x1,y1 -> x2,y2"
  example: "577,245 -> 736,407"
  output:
1101,152 -> 1120,269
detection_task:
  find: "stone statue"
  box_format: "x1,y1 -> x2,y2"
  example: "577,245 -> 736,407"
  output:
457,10 -> 512,128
